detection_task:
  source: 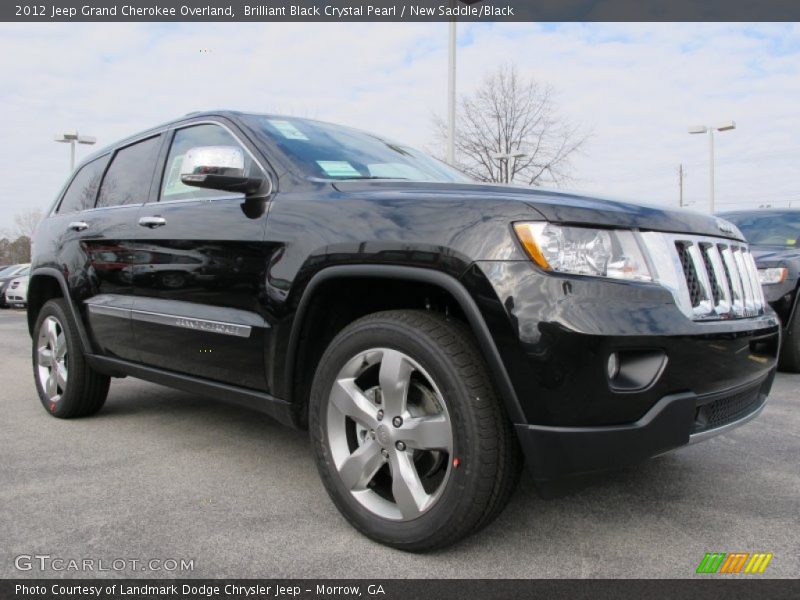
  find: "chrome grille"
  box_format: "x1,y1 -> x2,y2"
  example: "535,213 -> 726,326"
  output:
640,232 -> 765,320
677,238 -> 763,318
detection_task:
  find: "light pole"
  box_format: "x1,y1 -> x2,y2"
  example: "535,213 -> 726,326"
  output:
491,151 -> 527,183
446,1 -> 457,165
446,0 -> 482,165
55,132 -> 96,171
688,121 -> 735,214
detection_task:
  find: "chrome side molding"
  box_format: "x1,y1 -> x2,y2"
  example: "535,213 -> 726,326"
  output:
86,300 -> 252,338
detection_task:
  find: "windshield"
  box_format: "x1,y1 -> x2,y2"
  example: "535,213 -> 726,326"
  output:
724,212 -> 800,248
0,265 -> 23,278
245,115 -> 470,184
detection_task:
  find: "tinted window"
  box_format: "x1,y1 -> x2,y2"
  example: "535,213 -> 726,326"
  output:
57,156 -> 109,213
724,212 -> 800,248
244,115 -> 469,183
161,124 -> 256,201
97,136 -> 161,208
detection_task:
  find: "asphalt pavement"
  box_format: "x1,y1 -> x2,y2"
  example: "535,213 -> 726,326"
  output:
1,308 -> 798,578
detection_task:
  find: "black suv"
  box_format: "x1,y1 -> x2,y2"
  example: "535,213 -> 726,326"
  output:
719,209 -> 800,371
29,112 -> 779,550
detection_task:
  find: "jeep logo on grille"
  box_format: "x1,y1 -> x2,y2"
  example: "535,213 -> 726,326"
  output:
716,218 -> 735,235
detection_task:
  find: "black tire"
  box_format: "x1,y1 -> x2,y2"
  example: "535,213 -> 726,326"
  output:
32,298 -> 110,418
778,313 -> 800,373
309,309 -> 521,551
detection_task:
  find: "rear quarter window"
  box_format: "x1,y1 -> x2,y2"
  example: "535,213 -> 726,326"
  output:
57,155 -> 109,213
96,135 -> 162,208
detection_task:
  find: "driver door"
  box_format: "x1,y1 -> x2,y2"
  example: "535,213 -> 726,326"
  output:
130,121 -> 274,391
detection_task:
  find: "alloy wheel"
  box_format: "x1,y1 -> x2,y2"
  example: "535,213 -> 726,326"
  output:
36,316 -> 68,403
326,348 -> 453,521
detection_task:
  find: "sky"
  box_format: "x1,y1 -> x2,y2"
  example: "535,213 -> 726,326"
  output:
0,21 -> 799,233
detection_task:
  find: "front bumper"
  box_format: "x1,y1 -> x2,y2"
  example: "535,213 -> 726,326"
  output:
464,261 -> 780,487
516,372 -> 773,486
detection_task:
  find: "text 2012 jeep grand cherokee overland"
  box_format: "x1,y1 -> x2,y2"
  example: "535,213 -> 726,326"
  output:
29,112 -> 779,550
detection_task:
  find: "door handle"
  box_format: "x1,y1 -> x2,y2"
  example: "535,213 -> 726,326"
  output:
68,221 -> 89,232
138,216 -> 167,228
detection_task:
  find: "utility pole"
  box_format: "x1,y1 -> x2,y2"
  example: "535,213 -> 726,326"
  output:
678,164 -> 684,207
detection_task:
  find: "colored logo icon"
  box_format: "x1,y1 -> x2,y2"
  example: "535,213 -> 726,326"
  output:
696,552 -> 773,574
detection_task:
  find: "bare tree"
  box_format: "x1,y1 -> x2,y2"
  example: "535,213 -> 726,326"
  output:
0,209 -> 42,265
12,208 -> 43,238
434,65 -> 588,186
7,236 -> 31,263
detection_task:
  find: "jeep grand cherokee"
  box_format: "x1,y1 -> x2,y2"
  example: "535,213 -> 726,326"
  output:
28,111 -> 779,550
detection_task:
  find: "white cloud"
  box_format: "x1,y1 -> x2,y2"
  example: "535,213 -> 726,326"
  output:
0,22 -> 798,231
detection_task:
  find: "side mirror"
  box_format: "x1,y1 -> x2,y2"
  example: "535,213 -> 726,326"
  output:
180,146 -> 264,196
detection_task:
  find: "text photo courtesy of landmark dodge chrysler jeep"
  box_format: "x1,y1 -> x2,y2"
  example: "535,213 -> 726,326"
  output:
27,112 -> 779,551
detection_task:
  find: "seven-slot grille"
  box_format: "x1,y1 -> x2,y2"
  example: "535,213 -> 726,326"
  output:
673,238 -> 764,319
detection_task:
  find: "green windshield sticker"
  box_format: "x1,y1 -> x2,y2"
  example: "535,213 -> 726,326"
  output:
163,154 -> 195,197
268,119 -> 309,140
316,161 -> 360,177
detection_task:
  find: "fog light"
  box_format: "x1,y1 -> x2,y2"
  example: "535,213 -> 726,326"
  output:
607,349 -> 668,392
607,352 -> 620,380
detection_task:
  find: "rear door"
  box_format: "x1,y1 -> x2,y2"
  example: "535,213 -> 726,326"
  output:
130,121 -> 274,391
81,134 -> 164,361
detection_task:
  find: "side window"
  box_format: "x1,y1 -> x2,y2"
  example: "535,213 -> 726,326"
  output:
160,124 -> 255,202
96,136 -> 162,209
57,156 -> 109,213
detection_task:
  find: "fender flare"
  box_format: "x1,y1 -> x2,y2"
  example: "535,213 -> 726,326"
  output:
285,264 -> 526,424
28,267 -> 93,353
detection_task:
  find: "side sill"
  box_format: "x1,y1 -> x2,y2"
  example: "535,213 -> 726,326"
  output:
86,355 -> 296,428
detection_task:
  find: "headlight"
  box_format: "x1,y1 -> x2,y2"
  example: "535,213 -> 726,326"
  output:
513,223 -> 652,281
757,267 -> 788,285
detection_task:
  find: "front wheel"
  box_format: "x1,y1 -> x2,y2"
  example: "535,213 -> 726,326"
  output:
309,310 -> 521,551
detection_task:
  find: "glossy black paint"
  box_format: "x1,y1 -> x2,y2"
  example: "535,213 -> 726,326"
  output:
29,111 -> 780,483
465,260 -> 779,425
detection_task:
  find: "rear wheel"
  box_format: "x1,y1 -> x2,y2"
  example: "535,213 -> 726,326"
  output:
32,299 -> 110,418
309,310 -> 521,551
778,312 -> 800,372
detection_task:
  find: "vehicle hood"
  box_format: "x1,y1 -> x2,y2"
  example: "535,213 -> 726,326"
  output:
332,181 -> 744,241
750,246 -> 800,266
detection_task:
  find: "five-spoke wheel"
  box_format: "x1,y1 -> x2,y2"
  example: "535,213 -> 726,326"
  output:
32,299 -> 110,418
327,348 -> 453,521
310,310 -> 521,551
36,316 -> 68,403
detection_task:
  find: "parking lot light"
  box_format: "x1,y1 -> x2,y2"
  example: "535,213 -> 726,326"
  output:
55,131 -> 96,171
688,121 -> 736,214
492,151 -> 528,183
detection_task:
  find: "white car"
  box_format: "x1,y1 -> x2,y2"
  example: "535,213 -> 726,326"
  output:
5,275 -> 29,308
